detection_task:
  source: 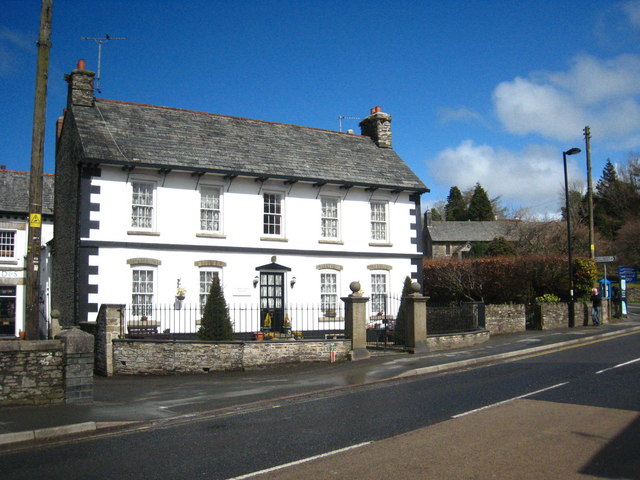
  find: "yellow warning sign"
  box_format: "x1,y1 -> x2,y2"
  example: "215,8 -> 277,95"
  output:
29,213 -> 41,228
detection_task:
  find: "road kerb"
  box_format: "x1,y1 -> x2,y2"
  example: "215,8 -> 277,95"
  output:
396,325 -> 640,379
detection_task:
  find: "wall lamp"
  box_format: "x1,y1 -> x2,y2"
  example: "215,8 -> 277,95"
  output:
253,276 -> 259,288
290,277 -> 297,288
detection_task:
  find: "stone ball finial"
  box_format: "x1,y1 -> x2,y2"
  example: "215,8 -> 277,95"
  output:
349,281 -> 361,293
411,282 -> 421,294
51,309 -> 61,319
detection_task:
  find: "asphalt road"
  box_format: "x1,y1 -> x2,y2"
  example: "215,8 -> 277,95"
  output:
2,330 -> 638,479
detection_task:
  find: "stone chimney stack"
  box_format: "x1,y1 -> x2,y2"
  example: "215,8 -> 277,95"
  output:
359,106 -> 392,148
64,59 -> 95,108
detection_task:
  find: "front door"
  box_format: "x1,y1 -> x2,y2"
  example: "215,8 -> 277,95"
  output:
260,272 -> 285,332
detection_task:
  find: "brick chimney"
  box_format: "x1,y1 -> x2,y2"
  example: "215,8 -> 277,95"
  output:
359,106 -> 392,148
64,59 -> 95,108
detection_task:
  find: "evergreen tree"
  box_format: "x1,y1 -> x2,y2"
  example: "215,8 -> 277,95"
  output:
486,236 -> 516,256
430,207 -> 442,221
393,276 -> 414,345
198,276 -> 233,340
445,186 -> 467,221
593,159 -> 639,238
467,183 -> 494,221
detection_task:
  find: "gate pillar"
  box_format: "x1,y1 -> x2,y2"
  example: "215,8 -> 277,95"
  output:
342,281 -> 370,361
405,282 -> 429,354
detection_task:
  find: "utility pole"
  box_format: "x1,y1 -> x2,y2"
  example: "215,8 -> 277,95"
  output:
584,126 -> 595,260
25,0 -> 53,340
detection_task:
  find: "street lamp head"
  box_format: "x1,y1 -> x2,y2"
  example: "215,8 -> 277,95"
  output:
564,147 -> 581,156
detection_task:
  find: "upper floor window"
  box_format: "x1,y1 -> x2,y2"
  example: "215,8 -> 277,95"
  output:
131,182 -> 155,229
370,201 -> 388,242
0,231 -> 15,258
321,198 -> 339,239
132,267 -> 154,317
263,193 -> 283,236
200,187 -> 222,233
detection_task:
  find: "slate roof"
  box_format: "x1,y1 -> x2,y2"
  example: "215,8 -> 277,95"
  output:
70,99 -> 428,192
426,221 -> 519,242
0,170 -> 54,215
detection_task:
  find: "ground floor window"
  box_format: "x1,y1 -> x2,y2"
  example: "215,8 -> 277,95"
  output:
0,286 -> 16,336
199,270 -> 220,308
132,268 -> 154,316
320,273 -> 338,316
371,273 -> 388,315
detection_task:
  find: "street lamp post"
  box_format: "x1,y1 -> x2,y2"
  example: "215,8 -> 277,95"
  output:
563,147 -> 582,328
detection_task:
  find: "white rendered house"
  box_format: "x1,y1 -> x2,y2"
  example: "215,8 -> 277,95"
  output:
52,62 -> 428,334
0,169 -> 54,337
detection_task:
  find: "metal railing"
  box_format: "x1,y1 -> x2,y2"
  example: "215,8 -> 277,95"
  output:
121,296 -> 483,340
123,302 -> 347,340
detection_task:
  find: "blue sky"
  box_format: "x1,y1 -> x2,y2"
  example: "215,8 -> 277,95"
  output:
2,1 -> 640,217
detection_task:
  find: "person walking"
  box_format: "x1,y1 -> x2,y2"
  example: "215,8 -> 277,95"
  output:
590,288 -> 602,326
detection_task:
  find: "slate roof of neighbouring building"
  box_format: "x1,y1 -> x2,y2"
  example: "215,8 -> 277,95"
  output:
70,99 -> 428,192
0,169 -> 54,215
426,221 -> 520,242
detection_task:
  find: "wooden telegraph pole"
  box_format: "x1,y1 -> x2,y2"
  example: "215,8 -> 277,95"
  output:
25,0 -> 53,340
584,126 -> 595,260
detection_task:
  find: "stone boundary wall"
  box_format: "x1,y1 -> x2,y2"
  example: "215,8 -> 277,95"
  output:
0,340 -> 64,406
112,339 -> 351,375
426,330 -> 490,351
484,304 -> 526,334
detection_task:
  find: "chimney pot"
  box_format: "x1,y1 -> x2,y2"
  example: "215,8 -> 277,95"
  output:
77,59 -> 86,70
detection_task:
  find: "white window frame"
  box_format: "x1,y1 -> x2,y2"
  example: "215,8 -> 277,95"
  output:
370,272 -> 388,316
0,231 -> 16,259
370,201 -> 388,242
320,197 -> 340,240
131,181 -> 156,230
320,271 -> 339,317
131,266 -> 156,318
263,192 -> 284,237
199,186 -> 223,233
199,268 -> 222,309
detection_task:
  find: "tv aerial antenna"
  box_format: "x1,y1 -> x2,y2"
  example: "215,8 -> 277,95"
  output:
81,34 -> 126,93
339,115 -> 360,132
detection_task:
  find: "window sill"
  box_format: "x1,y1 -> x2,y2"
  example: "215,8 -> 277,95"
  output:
0,260 -> 19,265
368,242 -> 393,247
260,237 -> 288,242
128,230 -> 160,236
196,233 -> 226,239
319,239 -> 344,245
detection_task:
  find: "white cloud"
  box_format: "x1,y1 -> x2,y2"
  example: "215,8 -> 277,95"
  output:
426,140 -> 584,216
436,106 -> 483,124
621,0 -> 640,28
493,54 -> 640,149
0,27 -> 32,77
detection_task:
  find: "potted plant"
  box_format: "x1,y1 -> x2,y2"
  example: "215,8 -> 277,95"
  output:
176,281 -> 186,301
253,331 -> 265,341
283,313 -> 292,334
262,312 -> 272,333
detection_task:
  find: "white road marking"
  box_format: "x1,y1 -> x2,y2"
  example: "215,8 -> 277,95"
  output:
224,441 -> 372,479
596,357 -> 640,374
452,382 -> 569,419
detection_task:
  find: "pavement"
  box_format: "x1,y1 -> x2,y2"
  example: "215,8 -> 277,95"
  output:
1,304 -> 639,448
